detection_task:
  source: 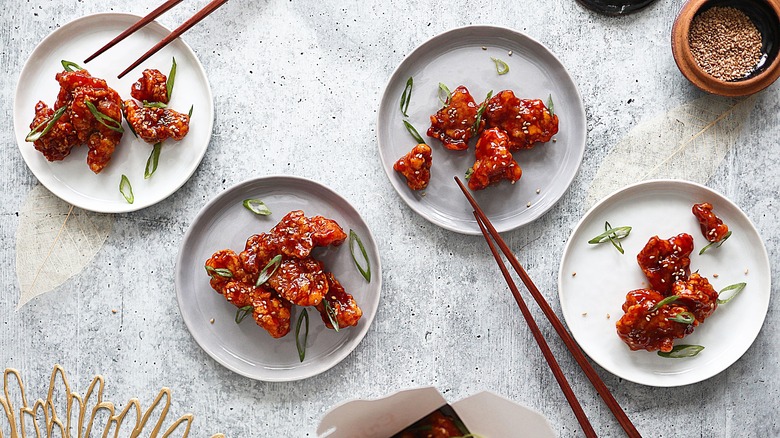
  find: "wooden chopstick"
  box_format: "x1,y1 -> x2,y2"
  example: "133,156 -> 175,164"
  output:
83,0 -> 184,64
473,212 -> 597,437
117,0 -> 228,78
455,176 -> 642,438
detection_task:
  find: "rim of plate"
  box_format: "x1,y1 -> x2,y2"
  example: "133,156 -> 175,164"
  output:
557,179 -> 771,386
13,12 -> 214,213
377,24 -> 586,235
174,175 -> 382,382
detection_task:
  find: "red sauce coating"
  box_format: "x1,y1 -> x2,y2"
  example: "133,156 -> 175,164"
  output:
484,90 -> 558,150
670,272 -> 719,322
130,69 -> 169,103
266,257 -> 328,307
316,273 -> 362,329
395,411 -> 465,438
393,143 -> 432,190
616,288 -> 694,352
467,127 -> 522,191
427,85 -> 481,150
692,202 -> 729,242
636,233 -> 694,295
123,100 -> 190,144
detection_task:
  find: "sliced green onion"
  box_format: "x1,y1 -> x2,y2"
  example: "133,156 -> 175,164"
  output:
349,229 -> 371,282
438,82 -> 452,106
144,142 -> 162,179
588,221 -> 631,254
322,300 -> 340,332
243,199 -> 272,216
296,308 -> 309,362
471,90 -> 493,135
205,265 -> 234,278
25,106 -> 67,142
699,230 -> 732,255
717,282 -> 747,304
651,295 -> 680,312
465,167 -> 474,180
403,120 -> 426,145
86,101 -> 124,133
491,57 -> 509,75
399,76 -> 413,117
61,60 -> 83,72
143,100 -> 167,109
166,57 -> 177,101
188,105 -> 194,118
657,344 -> 704,358
119,175 -> 134,204
667,311 -> 695,324
235,305 -> 253,324
256,254 -> 282,287
547,94 -> 555,117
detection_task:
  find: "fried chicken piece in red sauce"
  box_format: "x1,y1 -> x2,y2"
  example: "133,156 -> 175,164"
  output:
123,100 -> 190,144
393,143 -> 432,190
395,411 -> 465,438
616,289 -> 694,352
131,69 -> 169,103
484,90 -> 558,150
269,210 -> 347,259
636,233 -> 694,295
266,257 -> 329,307
427,85 -> 481,150
671,273 -> 719,322
55,70 -> 109,107
692,202 -> 729,243
29,101 -> 79,161
316,273 -> 362,329
467,127 -> 522,191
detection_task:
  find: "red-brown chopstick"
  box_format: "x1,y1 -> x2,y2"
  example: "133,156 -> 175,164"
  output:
117,0 -> 228,78
473,213 -> 597,438
83,0 -> 184,64
455,176 -> 642,438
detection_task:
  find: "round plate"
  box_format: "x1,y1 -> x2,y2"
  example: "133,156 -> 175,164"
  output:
558,180 -> 770,387
175,176 -> 381,382
13,13 -> 214,213
377,25 -> 586,235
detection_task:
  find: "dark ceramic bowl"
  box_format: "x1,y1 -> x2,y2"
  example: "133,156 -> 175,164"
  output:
672,0 -> 780,96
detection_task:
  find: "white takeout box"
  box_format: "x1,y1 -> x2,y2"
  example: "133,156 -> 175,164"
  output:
316,387 -> 555,438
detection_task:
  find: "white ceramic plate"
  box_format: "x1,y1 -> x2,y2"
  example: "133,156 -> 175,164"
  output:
175,176 -> 381,382
377,25 -> 586,235
13,13 -> 214,213
558,180 -> 770,387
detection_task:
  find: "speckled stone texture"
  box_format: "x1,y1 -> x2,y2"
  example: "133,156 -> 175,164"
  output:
1,1 -> 779,437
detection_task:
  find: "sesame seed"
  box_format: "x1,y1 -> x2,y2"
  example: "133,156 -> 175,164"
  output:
210,318 -> 215,324
606,313 -> 611,319
481,46 -> 487,50
689,6 -> 763,81
536,188 -> 541,194
572,272 -> 577,277
508,50 -> 513,56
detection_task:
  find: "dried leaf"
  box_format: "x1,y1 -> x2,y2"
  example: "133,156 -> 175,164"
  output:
15,185 -> 113,309
586,95 -> 756,207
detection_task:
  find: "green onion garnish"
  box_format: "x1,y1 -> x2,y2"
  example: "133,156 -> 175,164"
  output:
491,57 -> 509,75
699,230 -> 732,255
465,167 -> 474,180
471,90 -> 493,135
349,229 -> 371,282
256,254 -> 282,287
667,311 -> 695,324
717,282 -> 746,305
323,300 -> 340,332
657,344 -> 704,358
588,221 -> 631,254
86,101 -> 124,133
296,308 -> 309,362
61,60 -> 83,72
403,120 -> 426,145
166,57 -> 177,102
547,94 -> 555,117
25,106 -> 67,142
651,295 -> 680,312
144,142 -> 162,179
188,105 -> 194,118
243,199 -> 272,216
399,76 -> 413,117
205,265 -> 234,278
119,175 -> 134,204
143,101 -> 167,109
438,82 -> 452,106
235,305 -> 253,324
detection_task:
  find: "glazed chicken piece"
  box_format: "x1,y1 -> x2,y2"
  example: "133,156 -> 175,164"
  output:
467,127 -> 522,191
670,273 -> 719,322
393,143 -> 432,190
692,202 -> 729,242
266,257 -> 329,307
131,69 -> 169,103
269,210 -> 347,259
616,288 -> 695,352
239,233 -> 278,276
29,101 -> 79,161
484,90 -> 558,150
427,85 -> 482,150
123,100 -> 190,144
316,273 -> 362,329
394,411 -> 466,438
636,233 -> 694,295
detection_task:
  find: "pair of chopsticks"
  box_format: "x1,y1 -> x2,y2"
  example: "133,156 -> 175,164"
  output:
84,0 -> 229,79
454,177 -> 641,438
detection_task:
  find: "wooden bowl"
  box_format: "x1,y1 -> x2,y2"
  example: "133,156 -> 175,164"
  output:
672,0 -> 780,96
